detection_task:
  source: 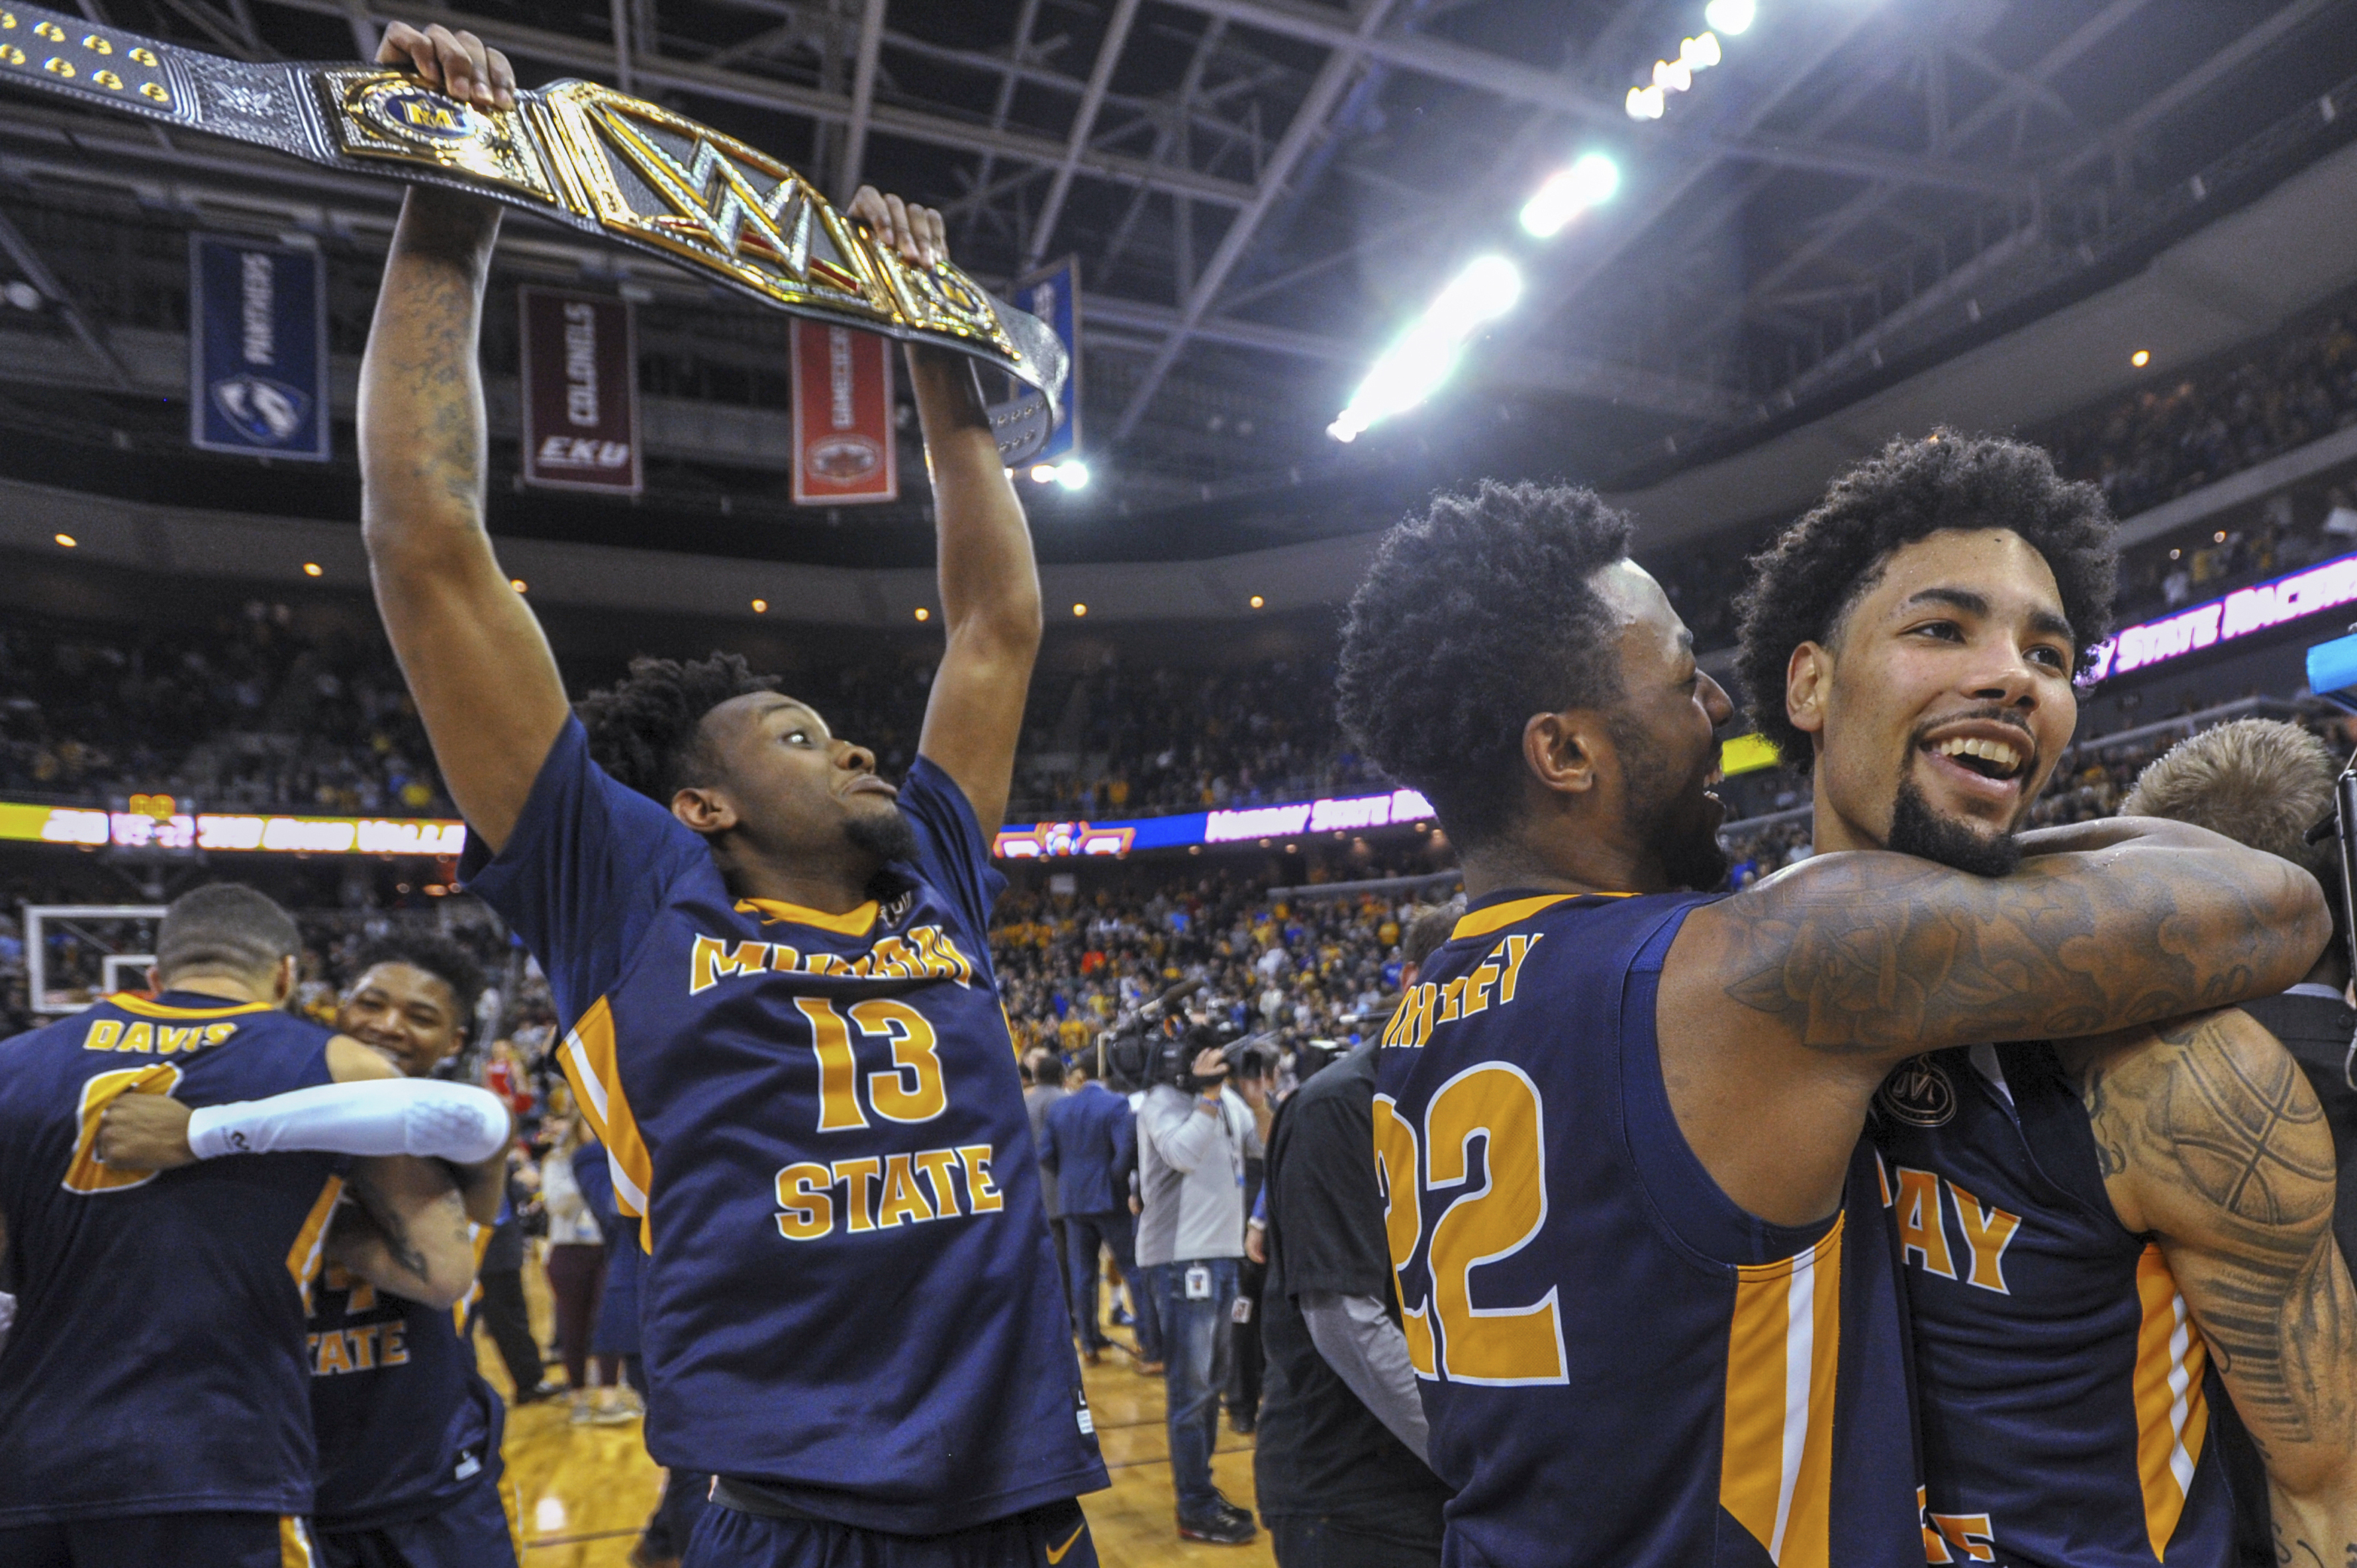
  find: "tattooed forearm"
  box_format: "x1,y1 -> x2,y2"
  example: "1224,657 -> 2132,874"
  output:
1700,831 -> 2321,1059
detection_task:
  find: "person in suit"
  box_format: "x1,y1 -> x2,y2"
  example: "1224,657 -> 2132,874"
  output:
1042,1054 -> 1142,1365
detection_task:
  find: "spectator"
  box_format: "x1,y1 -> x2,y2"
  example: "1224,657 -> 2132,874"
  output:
1041,1052 -> 1149,1367
539,1117 -> 626,1426
472,1154 -> 556,1405
1137,1029 -> 1263,1545
1254,903 -> 1459,1566
1227,1046 -> 1275,1437
1024,1046 -> 1071,1331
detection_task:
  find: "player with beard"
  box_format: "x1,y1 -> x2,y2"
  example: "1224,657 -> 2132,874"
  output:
94,935 -> 518,1567
1339,477 -> 2327,1568
1733,432 -> 2357,1567
352,24 -> 1108,1565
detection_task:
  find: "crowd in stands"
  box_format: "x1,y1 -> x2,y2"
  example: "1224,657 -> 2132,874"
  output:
6,297 -> 2357,854
0,603 -> 453,818
990,856 -> 1448,1068
1661,300 -> 2357,651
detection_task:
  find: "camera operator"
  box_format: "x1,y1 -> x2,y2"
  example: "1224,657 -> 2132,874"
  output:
1253,903 -> 1461,1567
1137,1023 -> 1263,1546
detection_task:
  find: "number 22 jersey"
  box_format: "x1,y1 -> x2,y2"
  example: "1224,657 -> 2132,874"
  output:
461,719 -> 1107,1534
1373,891 -> 1921,1567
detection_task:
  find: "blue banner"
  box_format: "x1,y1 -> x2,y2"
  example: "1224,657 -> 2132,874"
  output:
1017,256 -> 1080,463
189,234 -> 329,461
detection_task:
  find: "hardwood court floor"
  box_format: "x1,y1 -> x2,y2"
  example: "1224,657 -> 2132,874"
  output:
480,1259 -> 1275,1566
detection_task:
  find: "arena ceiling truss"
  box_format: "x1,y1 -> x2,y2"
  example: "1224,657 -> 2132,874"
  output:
0,0 -> 2346,543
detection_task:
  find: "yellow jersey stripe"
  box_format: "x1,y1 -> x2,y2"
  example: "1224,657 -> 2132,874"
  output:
105,993 -> 275,1019
736,896 -> 879,937
284,1176 -> 346,1312
2132,1243 -> 2210,1559
1721,1219 -> 1843,1567
279,1515 -> 314,1568
560,997 -> 655,1248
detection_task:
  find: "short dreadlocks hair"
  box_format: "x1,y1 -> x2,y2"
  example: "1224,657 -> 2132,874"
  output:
576,653 -> 781,806
348,934 -> 485,1037
1337,480 -> 1635,847
1733,430 -> 2116,770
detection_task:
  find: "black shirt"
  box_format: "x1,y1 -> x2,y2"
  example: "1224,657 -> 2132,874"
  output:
1253,1045 -> 1453,1531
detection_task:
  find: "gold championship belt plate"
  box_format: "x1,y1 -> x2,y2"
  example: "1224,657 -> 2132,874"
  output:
0,2 -> 1068,460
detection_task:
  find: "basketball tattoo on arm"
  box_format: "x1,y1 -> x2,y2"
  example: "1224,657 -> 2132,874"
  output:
1694,843 -> 2315,1061
2082,1012 -> 2357,1563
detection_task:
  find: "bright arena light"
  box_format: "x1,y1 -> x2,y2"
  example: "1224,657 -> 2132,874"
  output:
1653,57 -> 1692,93
1029,463 -> 1058,483
1705,0 -> 1755,36
1626,83 -> 1665,119
1329,255 -> 1523,442
2131,349 -> 2151,367
1053,459 -> 1090,490
1681,32 -> 1723,70
1521,153 -> 1621,237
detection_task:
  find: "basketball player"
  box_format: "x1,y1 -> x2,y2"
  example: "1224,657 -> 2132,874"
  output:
1335,472 -> 2327,1565
93,935 -> 519,1567
353,22 -> 1107,1565
1732,435 -> 2357,1565
0,885 -> 483,1568
308,938 -> 516,1568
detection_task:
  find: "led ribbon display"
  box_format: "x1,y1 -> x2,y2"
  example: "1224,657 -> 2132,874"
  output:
0,3 -> 1069,461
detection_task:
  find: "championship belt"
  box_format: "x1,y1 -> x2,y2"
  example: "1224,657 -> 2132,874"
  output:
0,3 -> 1068,461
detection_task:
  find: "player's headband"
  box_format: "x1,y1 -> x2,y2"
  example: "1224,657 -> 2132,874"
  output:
0,3 -> 1068,461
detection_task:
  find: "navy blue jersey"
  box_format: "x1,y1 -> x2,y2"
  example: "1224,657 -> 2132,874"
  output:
0,992 -> 343,1524
1870,1043 -> 2242,1567
461,719 -> 1106,1533
309,1232 -> 505,1532
1374,892 -> 1921,1568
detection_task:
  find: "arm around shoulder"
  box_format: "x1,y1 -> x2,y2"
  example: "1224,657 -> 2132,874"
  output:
1666,818 -> 2327,1070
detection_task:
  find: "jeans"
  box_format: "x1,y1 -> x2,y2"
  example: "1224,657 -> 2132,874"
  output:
1065,1211 -> 1146,1355
1153,1257 -> 1239,1516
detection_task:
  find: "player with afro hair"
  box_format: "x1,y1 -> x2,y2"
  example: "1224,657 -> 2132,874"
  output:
575,652 -> 782,807
1337,479 -> 1729,890
1734,430 -> 2116,772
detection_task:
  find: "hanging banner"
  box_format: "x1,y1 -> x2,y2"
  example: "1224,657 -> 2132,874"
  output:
1016,256 -> 1081,465
189,235 -> 329,461
791,320 -> 898,505
520,289 -> 642,494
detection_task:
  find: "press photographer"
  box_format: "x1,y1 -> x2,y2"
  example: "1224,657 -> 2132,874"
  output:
1135,1018 -> 1264,1546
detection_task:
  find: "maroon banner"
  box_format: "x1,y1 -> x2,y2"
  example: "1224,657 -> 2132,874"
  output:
791,320 -> 898,505
520,288 -> 642,494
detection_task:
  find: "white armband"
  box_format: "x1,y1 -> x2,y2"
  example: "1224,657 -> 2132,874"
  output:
186,1080 -> 510,1164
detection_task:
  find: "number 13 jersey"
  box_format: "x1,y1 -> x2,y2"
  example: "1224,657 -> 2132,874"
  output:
461,719 -> 1106,1534
1372,891 -> 1920,1567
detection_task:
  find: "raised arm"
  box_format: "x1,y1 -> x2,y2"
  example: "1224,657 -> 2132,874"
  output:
1667,816 -> 2327,1066
359,23 -> 570,854
2077,1011 -> 2357,1559
857,194 -> 1043,836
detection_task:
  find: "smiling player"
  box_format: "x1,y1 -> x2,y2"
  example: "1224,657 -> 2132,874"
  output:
351,21 -> 1106,1567
1337,473 -> 2325,1567
1734,430 -> 2357,1567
